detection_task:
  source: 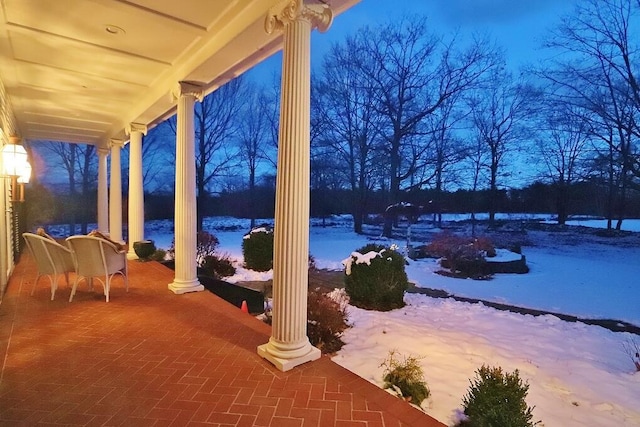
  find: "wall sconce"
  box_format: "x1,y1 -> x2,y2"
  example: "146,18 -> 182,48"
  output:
1,137 -> 31,203
17,162 -> 31,202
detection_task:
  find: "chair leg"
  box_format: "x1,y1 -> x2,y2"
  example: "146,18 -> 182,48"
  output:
104,275 -> 110,302
31,275 -> 41,296
51,276 -> 58,301
69,277 -> 79,302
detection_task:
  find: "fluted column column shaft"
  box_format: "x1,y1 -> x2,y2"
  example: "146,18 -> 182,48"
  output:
97,148 -> 109,233
168,82 -> 204,294
258,1 -> 332,372
127,124 -> 147,260
109,140 -> 124,242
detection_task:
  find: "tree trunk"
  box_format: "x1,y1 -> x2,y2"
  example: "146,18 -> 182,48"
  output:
556,181 -> 568,225
249,168 -> 256,230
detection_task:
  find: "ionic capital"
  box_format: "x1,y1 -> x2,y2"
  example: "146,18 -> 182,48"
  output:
171,81 -> 204,103
109,138 -> 125,149
126,123 -> 148,136
97,146 -> 110,156
265,0 -> 333,34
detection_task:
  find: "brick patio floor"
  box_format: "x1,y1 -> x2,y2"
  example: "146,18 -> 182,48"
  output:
0,253 -> 445,426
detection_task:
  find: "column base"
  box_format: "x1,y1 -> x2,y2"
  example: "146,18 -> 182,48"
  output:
258,343 -> 321,372
126,250 -> 139,260
168,279 -> 204,295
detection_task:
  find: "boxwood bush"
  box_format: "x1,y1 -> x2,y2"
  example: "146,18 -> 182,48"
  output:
242,227 -> 274,272
459,365 -> 539,427
343,243 -> 408,311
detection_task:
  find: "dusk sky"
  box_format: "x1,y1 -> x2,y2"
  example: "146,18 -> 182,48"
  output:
249,0 -> 578,81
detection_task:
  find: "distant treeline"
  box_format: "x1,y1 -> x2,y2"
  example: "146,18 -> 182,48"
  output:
24,180 -> 640,232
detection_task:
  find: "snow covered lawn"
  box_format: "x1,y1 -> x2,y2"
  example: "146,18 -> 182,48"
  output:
143,214 -> 640,426
333,293 -> 639,426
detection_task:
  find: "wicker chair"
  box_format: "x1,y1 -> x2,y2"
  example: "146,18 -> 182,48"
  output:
66,235 -> 128,302
23,232 -> 75,300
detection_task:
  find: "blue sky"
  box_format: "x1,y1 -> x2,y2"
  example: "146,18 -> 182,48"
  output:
327,0 -> 576,69
250,0 -> 577,80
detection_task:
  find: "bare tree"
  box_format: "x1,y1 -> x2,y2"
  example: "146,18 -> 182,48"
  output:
468,68 -> 531,223
314,32 -> 383,233
463,133 -> 490,236
536,102 -> 593,224
121,122 -> 175,194
424,94 -> 468,227
39,142 -> 96,234
237,84 -> 274,229
540,0 -> 640,228
351,16 -> 499,236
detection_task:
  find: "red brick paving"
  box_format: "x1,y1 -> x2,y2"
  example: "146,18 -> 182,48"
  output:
0,254 -> 445,426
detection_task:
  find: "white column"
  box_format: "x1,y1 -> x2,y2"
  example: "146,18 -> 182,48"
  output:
126,123 -> 148,260
168,81 -> 204,295
258,1 -> 332,372
97,147 -> 109,233
109,139 -> 124,242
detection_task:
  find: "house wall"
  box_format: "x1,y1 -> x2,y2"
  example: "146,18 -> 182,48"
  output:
0,77 -> 19,300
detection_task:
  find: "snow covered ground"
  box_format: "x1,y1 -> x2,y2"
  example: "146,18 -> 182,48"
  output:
55,214 -> 640,426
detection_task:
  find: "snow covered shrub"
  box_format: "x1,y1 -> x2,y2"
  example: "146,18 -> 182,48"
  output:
343,243 -> 408,311
201,254 -> 236,279
380,350 -> 430,405
458,365 -> 539,427
307,288 -> 349,354
473,236 -> 496,257
242,227 -> 273,272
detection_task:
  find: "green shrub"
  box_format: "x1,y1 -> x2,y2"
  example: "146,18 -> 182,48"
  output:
424,233 -> 496,279
167,231 -> 220,264
201,254 -> 236,279
459,365 -> 539,427
380,350 -> 430,405
343,243 -> 408,311
446,245 -> 490,279
307,288 -> 349,354
150,249 -> 166,261
242,227 -> 274,272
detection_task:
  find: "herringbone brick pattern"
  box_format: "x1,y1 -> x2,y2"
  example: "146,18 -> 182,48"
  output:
0,253 -> 444,426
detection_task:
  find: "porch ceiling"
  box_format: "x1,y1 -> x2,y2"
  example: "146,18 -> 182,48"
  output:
0,0 -> 358,148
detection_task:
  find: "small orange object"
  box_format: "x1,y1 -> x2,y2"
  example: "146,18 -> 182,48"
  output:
240,300 -> 249,313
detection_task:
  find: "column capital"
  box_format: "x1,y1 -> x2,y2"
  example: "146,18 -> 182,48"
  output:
109,138 -> 125,148
171,81 -> 204,103
265,0 -> 333,34
126,123 -> 148,136
97,146 -> 110,156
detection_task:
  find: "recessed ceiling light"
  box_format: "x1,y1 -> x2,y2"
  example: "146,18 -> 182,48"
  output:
105,25 -> 125,35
